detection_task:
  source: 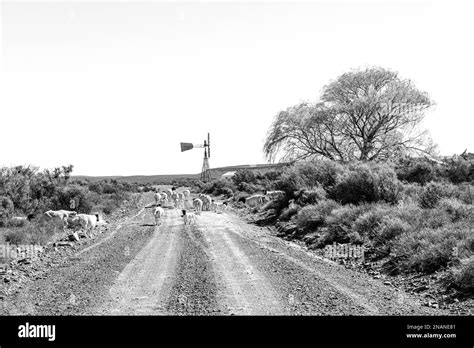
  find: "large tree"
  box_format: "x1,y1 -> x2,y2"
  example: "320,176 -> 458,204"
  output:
264,67 -> 436,162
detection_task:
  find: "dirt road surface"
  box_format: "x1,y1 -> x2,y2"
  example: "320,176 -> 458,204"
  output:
2,198 -> 446,316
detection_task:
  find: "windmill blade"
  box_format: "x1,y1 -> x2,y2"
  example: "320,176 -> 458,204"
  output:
208,133 -> 210,158
180,142 -> 194,152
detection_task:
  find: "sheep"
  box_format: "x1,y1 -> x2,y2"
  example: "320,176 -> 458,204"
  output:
199,194 -> 212,211
177,192 -> 185,208
153,205 -> 165,226
154,192 -> 163,204
181,209 -> 196,225
211,200 -> 228,214
265,190 -> 285,200
9,214 -> 35,226
71,213 -> 99,237
44,210 -> 77,229
11,213 -> 35,222
193,198 -> 203,215
244,194 -> 266,208
170,191 -> 179,207
163,189 -> 173,199
158,192 -> 169,206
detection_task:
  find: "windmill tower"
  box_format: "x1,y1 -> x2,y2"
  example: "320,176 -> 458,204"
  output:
180,132 -> 212,182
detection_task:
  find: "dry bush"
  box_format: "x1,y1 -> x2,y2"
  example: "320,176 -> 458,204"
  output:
438,197 -> 472,222
392,224 -> 472,274
418,181 -> 459,209
295,200 -> 340,234
4,218 -> 58,246
331,162 -> 401,205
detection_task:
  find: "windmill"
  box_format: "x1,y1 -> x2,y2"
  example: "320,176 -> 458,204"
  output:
180,132 -> 212,182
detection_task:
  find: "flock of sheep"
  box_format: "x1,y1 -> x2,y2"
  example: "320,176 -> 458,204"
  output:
7,210 -> 103,238
150,187 -> 286,227
150,187 -> 229,226
44,210 -> 102,237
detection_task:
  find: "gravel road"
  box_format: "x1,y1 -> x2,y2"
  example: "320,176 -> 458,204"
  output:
1,197 -> 447,316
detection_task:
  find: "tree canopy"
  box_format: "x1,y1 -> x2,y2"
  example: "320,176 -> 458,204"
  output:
264,67 -> 436,162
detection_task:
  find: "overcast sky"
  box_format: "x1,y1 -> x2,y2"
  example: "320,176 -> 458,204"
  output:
1,0 -> 473,176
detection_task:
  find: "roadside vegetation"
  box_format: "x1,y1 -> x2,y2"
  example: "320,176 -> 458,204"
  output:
193,67 -> 473,297
193,156 -> 473,295
0,165 -> 142,246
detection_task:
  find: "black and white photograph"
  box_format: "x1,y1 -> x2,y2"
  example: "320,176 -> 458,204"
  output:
0,0 -> 473,346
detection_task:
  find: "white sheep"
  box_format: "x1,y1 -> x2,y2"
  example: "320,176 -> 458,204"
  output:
193,198 -> 203,215
265,190 -> 285,200
44,210 -> 77,229
211,201 -> 228,214
199,194 -> 212,211
181,209 -> 196,225
163,189 -> 173,199
154,192 -> 163,204
72,213 -> 99,237
153,206 -> 165,226
170,190 -> 179,206
244,194 -> 266,208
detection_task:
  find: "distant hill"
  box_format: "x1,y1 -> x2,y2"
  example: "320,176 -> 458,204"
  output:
72,163 -> 288,184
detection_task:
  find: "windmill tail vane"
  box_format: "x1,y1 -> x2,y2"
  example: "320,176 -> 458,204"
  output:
180,132 -> 212,182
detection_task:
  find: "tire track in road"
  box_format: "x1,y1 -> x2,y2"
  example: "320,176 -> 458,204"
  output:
164,221 -> 221,315
220,219 -> 379,314
199,214 -> 287,315
75,208 -> 146,257
99,208 -> 180,315
202,211 -> 446,315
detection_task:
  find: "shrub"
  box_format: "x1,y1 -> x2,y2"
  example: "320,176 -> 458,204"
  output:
220,187 -> 234,198
454,229 -> 474,260
319,204 -> 370,245
6,217 -> 28,228
331,162 -> 401,205
391,200 -> 424,227
4,229 -> 28,245
293,186 -> 327,206
52,184 -> 94,213
353,204 -> 392,239
347,231 -> 363,245
418,181 -> 459,209
392,224 -> 471,274
294,160 -> 346,189
452,258 -> 474,293
395,157 -> 439,185
458,184 -> 474,205
373,216 -> 411,247
240,182 -> 264,194
4,220 -> 57,246
232,170 -> 257,190
325,204 -> 369,228
275,169 -> 306,196
0,196 -> 14,227
295,200 -> 340,233
438,198 -> 472,222
419,209 -> 452,229
262,170 -> 282,182
211,179 -> 236,195
102,200 -> 119,215
279,205 -> 300,221
399,182 -> 423,202
443,156 -> 472,184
